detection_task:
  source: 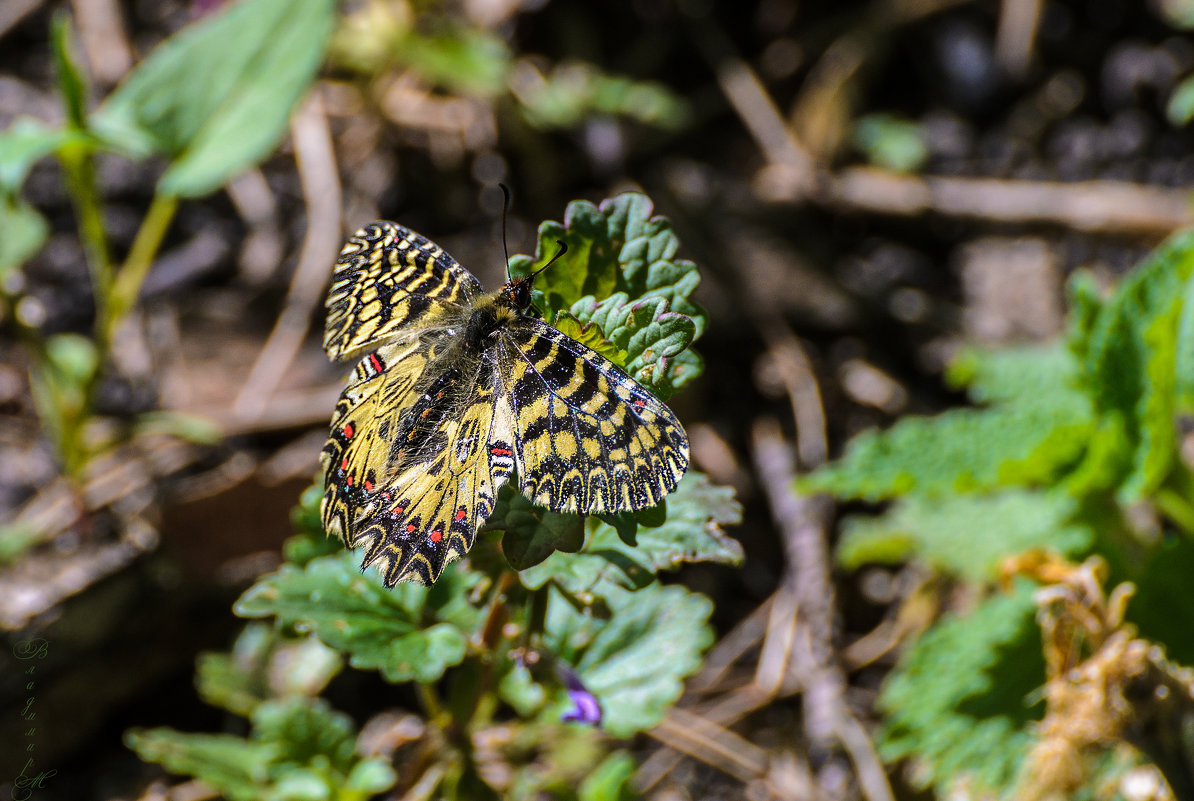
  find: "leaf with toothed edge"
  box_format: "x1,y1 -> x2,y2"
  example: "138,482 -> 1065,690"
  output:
234,552 -> 484,683
518,471 -> 743,600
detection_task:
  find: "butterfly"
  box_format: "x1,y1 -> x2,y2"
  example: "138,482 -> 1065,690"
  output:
319,221 -> 690,586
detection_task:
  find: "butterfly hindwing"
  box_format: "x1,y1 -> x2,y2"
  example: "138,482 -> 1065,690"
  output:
501,319 -> 689,514
324,222 -> 483,361
349,360 -> 516,585
320,340 -> 427,546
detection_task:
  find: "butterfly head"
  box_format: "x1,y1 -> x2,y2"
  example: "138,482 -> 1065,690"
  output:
500,238 -> 569,313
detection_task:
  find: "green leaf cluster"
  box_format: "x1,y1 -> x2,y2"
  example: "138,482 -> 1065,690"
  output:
127,697 -> 396,801
509,192 -> 707,398
803,231 -> 1194,797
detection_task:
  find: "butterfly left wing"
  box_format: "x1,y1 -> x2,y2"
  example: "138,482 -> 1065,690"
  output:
324,222 -> 483,361
321,340 -> 428,548
344,364 -> 517,586
499,319 -> 689,514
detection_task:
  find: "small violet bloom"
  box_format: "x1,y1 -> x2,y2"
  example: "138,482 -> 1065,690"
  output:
558,664 -> 602,726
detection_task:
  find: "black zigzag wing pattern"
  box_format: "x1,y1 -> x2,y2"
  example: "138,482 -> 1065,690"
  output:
324,222 -> 482,361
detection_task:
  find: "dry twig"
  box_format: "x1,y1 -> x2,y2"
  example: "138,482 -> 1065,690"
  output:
234,89 -> 344,421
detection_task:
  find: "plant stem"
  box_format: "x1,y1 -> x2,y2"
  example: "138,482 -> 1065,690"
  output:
107,192 -> 178,347
415,681 -> 444,722
59,145 -> 113,341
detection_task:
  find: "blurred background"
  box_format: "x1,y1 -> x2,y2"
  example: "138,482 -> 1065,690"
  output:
1,0 -> 1193,798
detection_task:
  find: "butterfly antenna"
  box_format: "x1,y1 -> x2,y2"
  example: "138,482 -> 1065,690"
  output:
500,183 -> 513,279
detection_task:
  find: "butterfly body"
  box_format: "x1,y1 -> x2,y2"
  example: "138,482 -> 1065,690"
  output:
321,221 -> 689,586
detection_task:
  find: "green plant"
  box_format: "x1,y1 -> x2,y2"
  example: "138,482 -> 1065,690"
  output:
0,0 -> 335,514
801,231 -> 1194,798
126,195 -> 743,799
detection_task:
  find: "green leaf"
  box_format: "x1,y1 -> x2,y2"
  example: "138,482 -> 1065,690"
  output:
519,471 -> 742,600
234,552 -> 483,683
0,196 -> 48,276
127,697 -> 395,801
546,581 -> 714,737
1169,74 -> 1194,126
196,623 -> 274,716
510,193 -> 706,337
0,119 -> 78,194
91,0 -> 336,197
551,311 -> 629,367
1079,230 -> 1194,501
1175,272 -> 1194,414
126,728 -> 273,801
852,113 -> 928,173
837,490 -> 1092,583
491,488 -> 585,570
515,62 -> 689,131
250,697 -> 356,775
877,584 -> 1043,798
568,292 -> 699,398
578,752 -> 640,801
802,345 -> 1093,501
51,13 -> 88,130
395,25 -> 511,97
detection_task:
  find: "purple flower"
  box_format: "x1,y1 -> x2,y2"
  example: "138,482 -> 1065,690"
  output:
558,664 -> 602,726
562,689 -> 603,725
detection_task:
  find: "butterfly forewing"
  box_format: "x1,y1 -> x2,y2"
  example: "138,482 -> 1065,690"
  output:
324,222 -> 482,361
321,221 -> 691,587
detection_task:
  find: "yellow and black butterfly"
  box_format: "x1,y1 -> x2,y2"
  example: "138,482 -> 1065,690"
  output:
319,221 -> 690,586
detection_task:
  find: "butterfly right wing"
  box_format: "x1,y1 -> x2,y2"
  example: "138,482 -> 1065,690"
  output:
499,319 -> 689,515
324,222 -> 483,361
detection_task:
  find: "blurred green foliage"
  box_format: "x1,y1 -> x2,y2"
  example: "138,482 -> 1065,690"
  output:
803,232 -> 1194,797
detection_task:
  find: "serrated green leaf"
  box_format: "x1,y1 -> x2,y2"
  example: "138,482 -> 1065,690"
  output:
546,582 -> 713,737
125,728 -> 274,801
234,552 -> 482,683
490,487 -> 585,570
1080,230 -> 1194,501
509,193 -> 706,355
550,311 -> 629,366
569,293 -> 698,397
878,584 -> 1043,798
519,471 -> 742,599
0,196 -> 47,276
251,697 -> 356,774
801,402 -> 1091,501
946,343 -> 1080,405
91,0 -> 335,197
838,490 -> 1092,583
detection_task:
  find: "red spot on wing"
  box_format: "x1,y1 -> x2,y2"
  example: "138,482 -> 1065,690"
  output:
340,457 -> 349,471
430,527 -> 443,543
364,479 -> 373,491
405,523 -> 417,534
343,423 -> 354,438
345,475 -> 354,486
369,352 -> 383,372
633,397 -> 646,409
454,508 -> 467,522
490,447 -> 512,456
